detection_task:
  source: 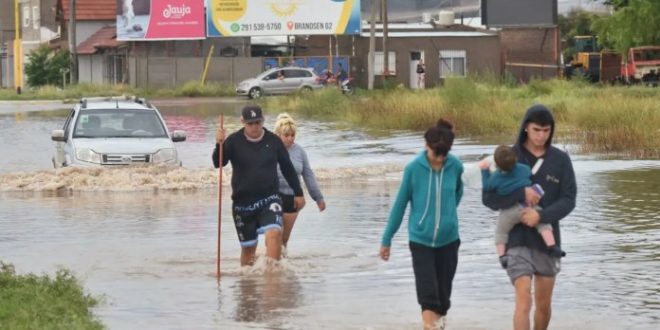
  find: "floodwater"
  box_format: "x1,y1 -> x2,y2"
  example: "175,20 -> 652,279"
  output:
0,99 -> 658,329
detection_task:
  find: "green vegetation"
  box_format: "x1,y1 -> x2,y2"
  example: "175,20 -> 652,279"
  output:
558,10 -> 602,61
0,81 -> 236,100
25,46 -> 71,87
593,0 -> 660,55
263,77 -> 660,158
1,77 -> 658,158
0,262 -> 104,329
560,1 -> 660,59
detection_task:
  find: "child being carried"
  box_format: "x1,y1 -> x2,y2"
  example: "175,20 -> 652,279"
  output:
480,145 -> 564,269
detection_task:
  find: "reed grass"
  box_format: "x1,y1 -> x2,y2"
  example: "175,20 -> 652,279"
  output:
0,81 -> 236,100
263,78 -> 660,158
0,262 -> 104,329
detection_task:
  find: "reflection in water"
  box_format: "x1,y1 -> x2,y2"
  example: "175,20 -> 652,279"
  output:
595,167 -> 660,319
232,268 -> 302,326
600,167 -> 660,232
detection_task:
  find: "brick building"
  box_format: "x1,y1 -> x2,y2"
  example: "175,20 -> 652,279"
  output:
295,22 -> 502,89
500,27 -> 561,82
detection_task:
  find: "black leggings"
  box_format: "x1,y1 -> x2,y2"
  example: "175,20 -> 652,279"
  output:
409,239 -> 460,316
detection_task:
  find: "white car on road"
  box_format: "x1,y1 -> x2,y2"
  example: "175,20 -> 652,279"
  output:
51,97 -> 186,168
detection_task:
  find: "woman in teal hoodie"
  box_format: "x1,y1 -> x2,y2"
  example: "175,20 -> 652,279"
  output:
380,119 -> 464,330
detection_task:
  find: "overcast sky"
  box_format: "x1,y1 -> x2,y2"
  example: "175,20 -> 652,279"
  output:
359,1 -> 610,20
361,0 -> 604,19
558,0 -> 610,13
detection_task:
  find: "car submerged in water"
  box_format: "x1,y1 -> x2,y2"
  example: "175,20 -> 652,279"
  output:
51,96 -> 187,168
235,67 -> 323,99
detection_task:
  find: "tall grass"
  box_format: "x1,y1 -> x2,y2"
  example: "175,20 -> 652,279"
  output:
0,81 -> 236,100
263,78 -> 660,158
0,262 -> 104,329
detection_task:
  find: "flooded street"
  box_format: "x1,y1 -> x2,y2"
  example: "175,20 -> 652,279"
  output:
0,100 -> 658,329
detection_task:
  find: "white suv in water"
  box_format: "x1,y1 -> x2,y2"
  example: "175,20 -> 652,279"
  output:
51,97 -> 186,168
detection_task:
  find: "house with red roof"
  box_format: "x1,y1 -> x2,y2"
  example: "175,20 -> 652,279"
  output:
55,0 -> 126,83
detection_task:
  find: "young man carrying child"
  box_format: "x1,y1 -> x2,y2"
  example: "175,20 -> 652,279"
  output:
480,145 -> 564,269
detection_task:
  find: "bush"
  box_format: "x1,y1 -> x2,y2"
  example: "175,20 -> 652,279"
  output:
0,262 -> 104,329
25,45 -> 70,87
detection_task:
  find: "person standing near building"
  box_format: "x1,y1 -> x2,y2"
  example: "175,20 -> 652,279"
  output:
380,119 -> 464,330
273,113 -> 326,254
482,104 -> 577,330
335,62 -> 348,86
213,105 -> 305,266
416,59 -> 426,88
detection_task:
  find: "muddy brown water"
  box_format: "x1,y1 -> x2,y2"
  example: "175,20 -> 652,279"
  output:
0,100 -> 658,329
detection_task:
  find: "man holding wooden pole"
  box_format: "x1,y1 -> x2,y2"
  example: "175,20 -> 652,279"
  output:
213,105 -> 305,267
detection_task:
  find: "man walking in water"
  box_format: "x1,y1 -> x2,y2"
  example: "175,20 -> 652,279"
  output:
482,104 -> 576,330
213,105 -> 305,266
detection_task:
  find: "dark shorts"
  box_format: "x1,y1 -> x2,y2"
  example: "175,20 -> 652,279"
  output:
232,194 -> 283,247
506,246 -> 561,284
279,194 -> 297,213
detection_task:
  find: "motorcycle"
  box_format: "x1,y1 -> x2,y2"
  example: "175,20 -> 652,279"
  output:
339,77 -> 355,95
317,71 -> 355,95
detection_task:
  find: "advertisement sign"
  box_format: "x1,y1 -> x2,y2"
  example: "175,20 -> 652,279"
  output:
207,0 -> 361,37
481,0 -> 557,27
117,0 -> 206,40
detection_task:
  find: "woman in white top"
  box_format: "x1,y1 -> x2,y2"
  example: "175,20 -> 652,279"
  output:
274,113 -> 326,252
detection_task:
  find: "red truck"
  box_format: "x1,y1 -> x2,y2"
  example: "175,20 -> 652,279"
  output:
621,46 -> 660,85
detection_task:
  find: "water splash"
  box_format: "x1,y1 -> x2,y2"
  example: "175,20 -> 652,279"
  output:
0,165 -> 405,192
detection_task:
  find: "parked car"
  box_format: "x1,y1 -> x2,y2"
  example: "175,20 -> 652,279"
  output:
51,97 -> 187,168
236,67 -> 323,99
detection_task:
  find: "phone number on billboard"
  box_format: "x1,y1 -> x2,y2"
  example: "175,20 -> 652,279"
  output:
230,22 -> 282,32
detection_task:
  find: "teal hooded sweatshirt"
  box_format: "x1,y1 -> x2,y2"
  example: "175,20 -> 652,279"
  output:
382,151 -> 464,248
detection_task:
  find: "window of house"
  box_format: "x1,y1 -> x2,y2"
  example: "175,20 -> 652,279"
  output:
439,50 -> 466,78
374,51 -> 396,75
22,6 -> 31,28
32,6 -> 40,30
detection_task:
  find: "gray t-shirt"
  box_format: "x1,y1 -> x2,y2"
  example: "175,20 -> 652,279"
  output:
277,143 -> 324,202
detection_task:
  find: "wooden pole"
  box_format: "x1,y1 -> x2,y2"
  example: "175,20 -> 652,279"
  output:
201,45 -> 215,85
69,0 -> 78,84
368,0 -> 377,89
216,114 -> 224,277
382,0 -> 388,81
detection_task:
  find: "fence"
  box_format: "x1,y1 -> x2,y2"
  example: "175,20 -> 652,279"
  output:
0,53 -> 13,89
127,56 -> 351,88
262,56 -> 350,74
128,56 -> 263,88
505,62 -> 561,83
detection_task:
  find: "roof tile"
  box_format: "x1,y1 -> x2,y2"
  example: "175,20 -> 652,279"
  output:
77,25 -> 124,54
61,0 -> 116,21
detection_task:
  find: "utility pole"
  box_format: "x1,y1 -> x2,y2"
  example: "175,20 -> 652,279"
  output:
13,0 -> 22,94
368,0 -> 377,89
381,0 -> 388,84
69,0 -> 78,84
0,18 -> 4,88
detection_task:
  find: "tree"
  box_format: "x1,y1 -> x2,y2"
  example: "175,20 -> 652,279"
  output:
25,45 -> 71,87
602,0 -> 630,10
592,0 -> 660,55
559,10 -> 600,61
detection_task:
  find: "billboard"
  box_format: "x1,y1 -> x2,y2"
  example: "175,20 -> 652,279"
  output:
481,0 -> 557,27
206,0 -> 361,37
117,0 -> 206,40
